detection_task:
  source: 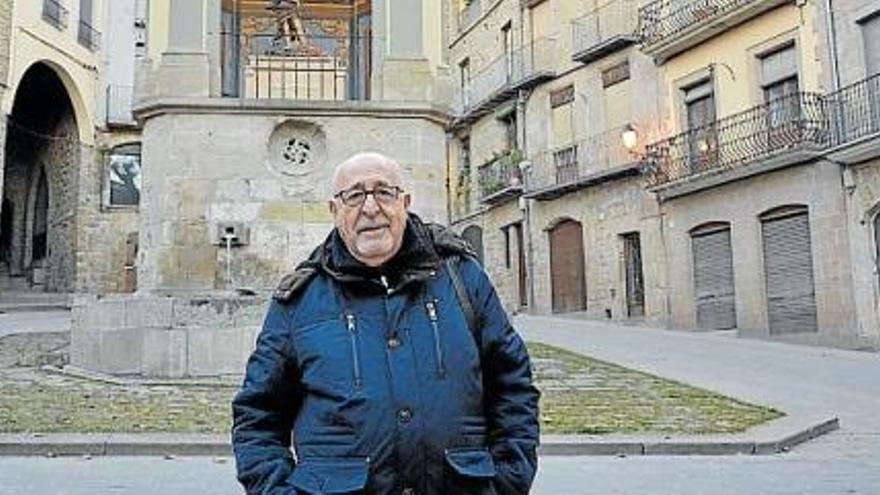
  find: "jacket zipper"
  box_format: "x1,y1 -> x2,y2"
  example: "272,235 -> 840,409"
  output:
346,313 -> 363,388
425,300 -> 446,378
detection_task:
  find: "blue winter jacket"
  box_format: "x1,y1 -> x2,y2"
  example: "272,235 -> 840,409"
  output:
232,215 -> 540,494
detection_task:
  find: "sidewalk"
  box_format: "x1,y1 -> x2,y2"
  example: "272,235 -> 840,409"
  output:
0,311 -> 861,457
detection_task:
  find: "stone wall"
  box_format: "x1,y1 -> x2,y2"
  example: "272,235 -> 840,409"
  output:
846,158 -> 880,347
74,130 -> 142,293
660,160 -> 869,349
136,100 -> 449,293
529,177 -> 666,323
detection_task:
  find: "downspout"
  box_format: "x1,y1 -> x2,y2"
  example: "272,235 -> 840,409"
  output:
824,0 -> 841,91
517,88 -> 535,312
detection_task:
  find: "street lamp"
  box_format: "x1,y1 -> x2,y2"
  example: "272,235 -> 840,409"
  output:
621,123 -> 639,152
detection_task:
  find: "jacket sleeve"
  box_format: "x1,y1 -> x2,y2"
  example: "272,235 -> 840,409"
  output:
232,300 -> 303,495
462,259 -> 541,495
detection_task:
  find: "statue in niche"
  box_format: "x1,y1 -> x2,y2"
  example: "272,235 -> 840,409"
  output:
269,0 -> 307,53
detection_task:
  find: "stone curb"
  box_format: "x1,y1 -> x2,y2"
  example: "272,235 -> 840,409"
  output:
0,417 -> 838,458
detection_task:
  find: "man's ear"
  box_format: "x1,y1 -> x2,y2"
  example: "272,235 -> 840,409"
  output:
328,199 -> 337,216
403,193 -> 411,210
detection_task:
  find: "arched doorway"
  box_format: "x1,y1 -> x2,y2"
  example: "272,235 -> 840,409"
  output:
1,63 -> 81,291
548,219 -> 586,313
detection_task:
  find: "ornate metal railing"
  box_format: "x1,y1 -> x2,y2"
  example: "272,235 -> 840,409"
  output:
644,92 -> 828,188
478,150 -> 524,200
222,32 -> 370,100
638,0 -> 756,48
458,0 -> 482,31
529,126 -> 634,190
572,0 -> 638,55
826,73 -> 880,147
78,20 -> 101,51
42,0 -> 68,30
461,37 -> 556,113
510,37 -> 557,84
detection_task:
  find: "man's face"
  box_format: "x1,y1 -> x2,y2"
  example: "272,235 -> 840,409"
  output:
329,158 -> 411,267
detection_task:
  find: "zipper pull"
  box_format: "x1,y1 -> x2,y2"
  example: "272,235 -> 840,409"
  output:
426,301 -> 438,321
346,313 -> 356,332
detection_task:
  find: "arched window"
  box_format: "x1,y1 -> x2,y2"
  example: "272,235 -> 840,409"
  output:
105,143 -> 142,207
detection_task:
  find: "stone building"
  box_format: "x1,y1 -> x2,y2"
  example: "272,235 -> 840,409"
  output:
69,0 -> 457,376
447,0 -> 667,323
0,0 -> 143,295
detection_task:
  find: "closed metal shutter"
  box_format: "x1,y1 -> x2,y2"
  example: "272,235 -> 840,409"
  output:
691,225 -> 737,330
549,220 -> 586,313
761,208 -> 818,334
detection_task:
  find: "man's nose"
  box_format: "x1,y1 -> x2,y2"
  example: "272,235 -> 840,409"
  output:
360,192 -> 381,215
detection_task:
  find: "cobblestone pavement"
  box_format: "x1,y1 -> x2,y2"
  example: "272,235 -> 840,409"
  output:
0,330 -> 780,435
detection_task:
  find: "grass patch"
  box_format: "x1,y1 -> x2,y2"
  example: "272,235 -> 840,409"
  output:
528,342 -> 784,435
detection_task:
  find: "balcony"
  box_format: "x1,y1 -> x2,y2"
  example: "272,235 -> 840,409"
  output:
825,73 -> 880,164
644,92 -> 828,198
42,0 -> 68,30
222,31 -> 370,101
78,20 -> 101,51
526,127 -> 642,200
455,37 -> 557,126
478,150 -> 524,205
572,0 -> 639,65
458,0 -> 482,32
638,0 -> 790,63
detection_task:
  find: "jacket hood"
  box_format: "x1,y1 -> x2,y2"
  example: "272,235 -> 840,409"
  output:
273,213 -> 475,302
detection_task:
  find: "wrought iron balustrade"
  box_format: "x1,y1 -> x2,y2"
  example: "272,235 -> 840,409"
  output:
825,73 -> 880,147
572,0 -> 638,62
78,20 -> 101,51
528,126 -> 635,191
644,92 -> 828,188
638,0 -> 756,48
42,0 -> 68,29
478,150 -> 524,202
222,31 -> 370,101
459,37 -> 556,115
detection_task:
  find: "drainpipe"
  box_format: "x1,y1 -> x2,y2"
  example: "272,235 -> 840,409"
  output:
517,88 -> 535,312
824,0 -> 841,91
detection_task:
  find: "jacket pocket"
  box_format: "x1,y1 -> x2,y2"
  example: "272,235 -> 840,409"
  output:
288,456 -> 370,494
444,447 -> 497,495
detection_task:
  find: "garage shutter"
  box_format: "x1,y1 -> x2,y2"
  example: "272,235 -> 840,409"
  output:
691,225 -> 737,330
761,208 -> 818,334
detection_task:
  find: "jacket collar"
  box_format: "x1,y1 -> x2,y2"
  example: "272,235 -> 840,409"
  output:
273,213 -> 475,302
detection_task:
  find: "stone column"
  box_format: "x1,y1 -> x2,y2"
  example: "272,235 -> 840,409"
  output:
375,0 -> 439,102
156,0 -> 210,97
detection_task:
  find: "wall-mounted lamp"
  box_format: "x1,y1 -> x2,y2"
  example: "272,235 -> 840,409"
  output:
621,124 -> 639,152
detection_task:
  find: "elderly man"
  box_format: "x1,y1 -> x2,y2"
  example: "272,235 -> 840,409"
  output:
232,152 -> 539,494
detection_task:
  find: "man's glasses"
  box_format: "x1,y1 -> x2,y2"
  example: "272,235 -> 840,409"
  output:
334,185 -> 404,207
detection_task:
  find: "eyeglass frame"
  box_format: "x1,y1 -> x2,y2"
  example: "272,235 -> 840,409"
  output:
332,184 -> 406,207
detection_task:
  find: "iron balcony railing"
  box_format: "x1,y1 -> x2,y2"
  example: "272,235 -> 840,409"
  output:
572,0 -> 639,61
638,0 -> 756,48
478,150 -> 524,201
644,92 -> 828,188
78,20 -> 101,51
105,84 -> 135,126
528,126 -> 635,191
461,37 -> 557,113
222,32 -> 370,101
826,73 -> 880,148
42,0 -> 68,30
458,0 -> 482,31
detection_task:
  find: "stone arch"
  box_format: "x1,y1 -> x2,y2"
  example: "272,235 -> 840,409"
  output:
2,62 -> 82,291
461,225 -> 483,265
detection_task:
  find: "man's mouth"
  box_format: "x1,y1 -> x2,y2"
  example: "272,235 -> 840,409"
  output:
357,225 -> 389,234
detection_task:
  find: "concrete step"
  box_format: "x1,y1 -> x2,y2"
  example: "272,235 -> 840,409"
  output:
0,291 -> 72,310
